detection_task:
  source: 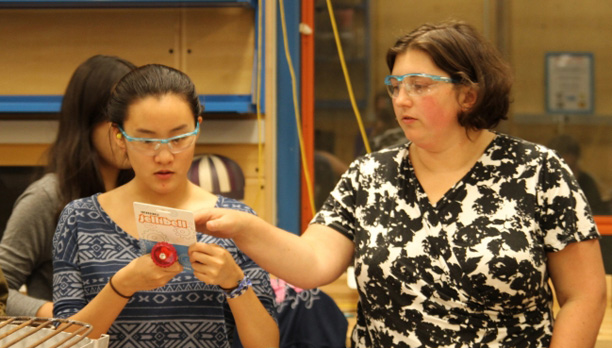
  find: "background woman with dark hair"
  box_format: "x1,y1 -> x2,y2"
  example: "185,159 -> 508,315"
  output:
0,54 -> 135,317
195,20 -> 606,347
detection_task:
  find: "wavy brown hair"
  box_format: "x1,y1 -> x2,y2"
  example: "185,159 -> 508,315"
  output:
386,20 -> 513,130
46,55 -> 136,214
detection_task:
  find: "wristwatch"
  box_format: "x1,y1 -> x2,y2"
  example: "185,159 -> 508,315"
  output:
221,277 -> 252,299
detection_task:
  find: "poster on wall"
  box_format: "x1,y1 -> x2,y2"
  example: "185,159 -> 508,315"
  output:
546,52 -> 594,114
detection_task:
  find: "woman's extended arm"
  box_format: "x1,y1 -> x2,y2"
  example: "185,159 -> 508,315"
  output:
548,239 -> 607,348
195,209 -> 355,289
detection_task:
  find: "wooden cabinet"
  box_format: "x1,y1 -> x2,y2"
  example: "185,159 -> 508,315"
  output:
0,1 -> 277,221
0,0 -> 261,113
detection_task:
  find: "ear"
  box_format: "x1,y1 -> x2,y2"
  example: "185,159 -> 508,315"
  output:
195,116 -> 203,140
459,85 -> 479,111
112,124 -> 127,151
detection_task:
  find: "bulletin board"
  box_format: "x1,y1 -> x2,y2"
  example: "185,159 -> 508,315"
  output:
546,52 -> 594,114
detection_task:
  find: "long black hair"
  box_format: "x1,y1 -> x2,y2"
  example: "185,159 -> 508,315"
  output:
46,55 -> 136,213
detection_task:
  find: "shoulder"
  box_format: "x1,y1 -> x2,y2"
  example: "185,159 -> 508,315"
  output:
486,134 -> 579,194
215,196 -> 256,215
11,173 -> 61,215
343,143 -> 409,180
487,133 -> 560,166
55,195 -> 103,242
19,173 -> 60,202
60,194 -> 99,216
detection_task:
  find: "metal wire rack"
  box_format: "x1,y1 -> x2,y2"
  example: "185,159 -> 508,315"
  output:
0,316 -> 108,348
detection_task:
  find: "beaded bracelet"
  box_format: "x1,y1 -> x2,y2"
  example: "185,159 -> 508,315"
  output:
221,277 -> 252,299
109,274 -> 133,299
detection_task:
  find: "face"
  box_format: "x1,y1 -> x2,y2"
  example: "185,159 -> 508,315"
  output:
91,121 -> 130,171
117,93 -> 199,196
390,49 -> 469,149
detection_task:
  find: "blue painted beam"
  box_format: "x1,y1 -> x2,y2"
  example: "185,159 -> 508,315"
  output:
275,1 -> 300,234
0,95 -> 256,114
0,0 -> 256,8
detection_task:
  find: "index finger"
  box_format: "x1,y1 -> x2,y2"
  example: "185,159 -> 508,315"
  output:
193,208 -> 217,232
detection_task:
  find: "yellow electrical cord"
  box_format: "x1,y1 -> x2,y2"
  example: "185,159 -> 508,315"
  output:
325,0 -> 371,154
278,0 -> 317,217
274,0 -> 372,217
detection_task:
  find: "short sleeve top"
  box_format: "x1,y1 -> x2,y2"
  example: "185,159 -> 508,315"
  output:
313,133 -> 599,348
53,194 -> 276,348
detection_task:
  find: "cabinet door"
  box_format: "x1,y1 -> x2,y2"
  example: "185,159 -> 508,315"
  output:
183,7 -> 255,96
0,8 -> 179,95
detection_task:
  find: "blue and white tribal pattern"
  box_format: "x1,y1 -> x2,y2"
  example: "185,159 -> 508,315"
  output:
53,195 -> 276,348
313,133 -> 599,348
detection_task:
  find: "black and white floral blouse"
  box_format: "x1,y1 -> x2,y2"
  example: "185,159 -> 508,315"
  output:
313,133 -> 599,348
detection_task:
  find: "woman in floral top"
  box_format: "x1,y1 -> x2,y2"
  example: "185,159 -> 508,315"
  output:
195,20 -> 606,348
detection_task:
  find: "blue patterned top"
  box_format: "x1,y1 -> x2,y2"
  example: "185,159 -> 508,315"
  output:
53,194 -> 276,348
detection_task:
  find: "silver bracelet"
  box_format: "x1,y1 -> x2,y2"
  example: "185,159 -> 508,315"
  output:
222,277 -> 252,299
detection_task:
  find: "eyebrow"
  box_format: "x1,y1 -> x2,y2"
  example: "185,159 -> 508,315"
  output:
134,124 -> 190,136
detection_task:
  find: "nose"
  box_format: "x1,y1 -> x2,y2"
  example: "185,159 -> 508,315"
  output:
393,86 -> 413,106
154,143 -> 174,162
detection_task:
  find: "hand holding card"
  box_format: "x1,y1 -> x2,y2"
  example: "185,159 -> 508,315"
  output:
134,202 -> 197,271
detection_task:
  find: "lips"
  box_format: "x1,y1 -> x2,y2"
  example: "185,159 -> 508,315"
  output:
399,115 -> 416,124
154,170 -> 174,179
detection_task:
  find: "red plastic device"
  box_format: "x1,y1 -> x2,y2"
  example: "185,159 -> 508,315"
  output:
151,242 -> 178,268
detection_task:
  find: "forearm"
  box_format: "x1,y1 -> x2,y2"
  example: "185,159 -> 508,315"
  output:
232,221 -> 335,289
36,301 -> 54,318
550,296 -> 606,348
228,289 -> 279,348
65,283 -> 130,338
200,209 -> 354,288
6,289 -> 49,317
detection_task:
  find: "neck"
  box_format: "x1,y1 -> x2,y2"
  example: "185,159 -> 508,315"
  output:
411,129 -> 494,173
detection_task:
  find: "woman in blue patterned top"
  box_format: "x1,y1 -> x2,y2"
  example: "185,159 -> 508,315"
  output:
53,64 -> 279,348
194,20 -> 606,348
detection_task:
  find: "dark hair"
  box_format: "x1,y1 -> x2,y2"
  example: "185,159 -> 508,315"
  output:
46,55 -> 136,212
106,64 -> 202,127
386,20 -> 513,130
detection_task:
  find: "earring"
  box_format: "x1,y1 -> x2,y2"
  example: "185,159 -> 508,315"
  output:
116,133 -> 122,139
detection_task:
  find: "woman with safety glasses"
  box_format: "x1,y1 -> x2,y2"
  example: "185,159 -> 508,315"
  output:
194,20 -> 606,347
52,64 -> 279,348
